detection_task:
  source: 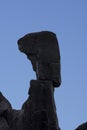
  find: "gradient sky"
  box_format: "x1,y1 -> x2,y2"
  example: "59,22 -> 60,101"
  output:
0,1 -> 87,130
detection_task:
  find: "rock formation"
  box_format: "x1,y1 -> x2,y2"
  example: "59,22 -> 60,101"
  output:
0,31 -> 61,130
0,31 -> 86,130
18,31 -> 61,130
18,31 -> 61,87
75,122 -> 87,130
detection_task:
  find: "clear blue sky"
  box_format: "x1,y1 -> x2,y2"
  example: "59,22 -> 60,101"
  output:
0,1 -> 87,130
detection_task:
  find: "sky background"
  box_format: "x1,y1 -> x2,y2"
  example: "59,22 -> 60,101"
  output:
0,0 -> 87,130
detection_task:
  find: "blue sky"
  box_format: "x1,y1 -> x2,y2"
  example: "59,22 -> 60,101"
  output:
0,1 -> 87,130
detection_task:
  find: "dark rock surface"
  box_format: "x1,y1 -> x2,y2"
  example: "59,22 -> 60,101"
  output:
18,31 -> 61,87
21,80 -> 60,130
1,31 -> 86,130
75,122 -> 87,130
0,31 -> 62,130
0,81 -> 61,130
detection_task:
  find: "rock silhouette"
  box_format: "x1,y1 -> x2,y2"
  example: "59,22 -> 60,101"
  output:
18,31 -> 61,87
75,122 -> 87,130
0,31 -> 86,130
0,31 -> 61,130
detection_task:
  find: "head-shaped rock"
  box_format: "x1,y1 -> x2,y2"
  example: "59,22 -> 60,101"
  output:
17,31 -> 61,87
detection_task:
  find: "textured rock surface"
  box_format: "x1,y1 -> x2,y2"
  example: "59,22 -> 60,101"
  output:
0,81 -> 61,130
0,31 -> 61,130
21,80 -> 60,130
18,31 -> 61,87
1,31 -> 85,130
0,92 -> 12,130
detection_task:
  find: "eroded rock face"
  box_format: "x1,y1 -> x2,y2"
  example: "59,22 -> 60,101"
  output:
0,80 -> 61,130
0,92 -> 12,111
0,92 -> 11,130
21,80 -> 60,130
0,31 -> 61,130
18,31 -> 61,87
